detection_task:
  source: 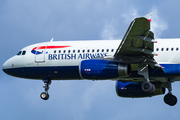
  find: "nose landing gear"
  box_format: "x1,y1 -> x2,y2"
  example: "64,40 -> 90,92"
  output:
40,92 -> 49,100
40,79 -> 51,100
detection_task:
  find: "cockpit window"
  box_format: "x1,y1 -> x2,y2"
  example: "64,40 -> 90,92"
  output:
17,51 -> 22,55
22,51 -> 26,55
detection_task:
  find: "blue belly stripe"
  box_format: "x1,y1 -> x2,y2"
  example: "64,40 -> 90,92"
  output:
3,64 -> 180,80
3,66 -> 81,80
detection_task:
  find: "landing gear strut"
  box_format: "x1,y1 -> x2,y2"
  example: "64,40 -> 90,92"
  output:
163,82 -> 177,106
138,63 -> 155,93
40,79 -> 51,100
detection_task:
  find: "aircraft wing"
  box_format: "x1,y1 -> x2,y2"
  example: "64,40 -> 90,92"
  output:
113,12 -> 160,68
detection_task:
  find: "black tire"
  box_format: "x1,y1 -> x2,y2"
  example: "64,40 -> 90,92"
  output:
40,92 -> 49,100
141,82 -> 155,93
149,84 -> 155,93
164,93 -> 177,106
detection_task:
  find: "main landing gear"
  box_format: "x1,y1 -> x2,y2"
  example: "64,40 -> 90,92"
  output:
163,82 -> 177,106
40,79 -> 51,100
138,64 -> 177,106
138,64 -> 155,94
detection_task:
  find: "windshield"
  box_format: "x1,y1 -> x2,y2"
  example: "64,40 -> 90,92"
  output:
22,51 -> 26,55
17,51 -> 22,55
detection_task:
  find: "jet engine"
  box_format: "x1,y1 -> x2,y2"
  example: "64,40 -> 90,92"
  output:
79,59 -> 131,79
116,81 -> 165,98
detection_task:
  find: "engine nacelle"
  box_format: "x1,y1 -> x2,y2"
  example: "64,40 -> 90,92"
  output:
79,59 -> 131,80
116,81 -> 165,98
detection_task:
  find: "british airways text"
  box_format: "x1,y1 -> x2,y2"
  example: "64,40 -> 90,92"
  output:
48,53 -> 108,60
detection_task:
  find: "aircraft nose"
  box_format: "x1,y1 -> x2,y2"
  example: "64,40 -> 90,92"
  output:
2,57 -> 14,75
2,57 -> 22,77
2,60 -> 8,73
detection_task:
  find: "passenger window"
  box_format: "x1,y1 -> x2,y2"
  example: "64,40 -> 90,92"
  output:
102,49 -> 104,52
78,50 -> 80,53
107,49 -> 109,52
82,50 -> 85,53
73,50 -> 75,53
111,49 -> 114,52
22,51 -> 26,55
54,50 -> 56,53
156,48 -> 159,51
161,48 -> 164,51
59,50 -> 61,53
68,50 -> 70,53
92,49 -> 94,52
97,49 -> 99,52
171,48 -> 174,51
166,48 -> 169,51
63,50 -> 66,53
87,49 -> 90,52
176,48 -> 179,51
17,51 -> 22,55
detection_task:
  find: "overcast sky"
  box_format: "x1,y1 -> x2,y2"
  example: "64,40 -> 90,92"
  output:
1,0 -> 180,120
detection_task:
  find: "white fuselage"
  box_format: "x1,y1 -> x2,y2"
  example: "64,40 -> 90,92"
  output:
2,38 -> 180,81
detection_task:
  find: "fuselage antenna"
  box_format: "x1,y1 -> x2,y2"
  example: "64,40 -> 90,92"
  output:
50,38 -> 54,42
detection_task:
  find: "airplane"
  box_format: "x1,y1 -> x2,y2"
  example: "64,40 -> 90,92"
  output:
2,12 -> 179,106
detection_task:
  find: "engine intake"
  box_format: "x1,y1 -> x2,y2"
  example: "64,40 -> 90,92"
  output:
79,59 -> 131,80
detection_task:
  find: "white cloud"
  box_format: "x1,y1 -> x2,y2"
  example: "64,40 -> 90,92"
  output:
101,7 -> 139,40
121,7 -> 138,23
151,10 -> 168,38
101,8 -> 168,40
101,21 -> 118,40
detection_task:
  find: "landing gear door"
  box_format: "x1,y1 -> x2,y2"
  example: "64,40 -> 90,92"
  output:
35,44 -> 47,63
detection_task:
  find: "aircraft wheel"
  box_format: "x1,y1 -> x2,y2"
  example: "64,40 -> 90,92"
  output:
40,92 -> 49,100
149,83 -> 155,93
141,82 -> 155,93
164,93 -> 177,106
